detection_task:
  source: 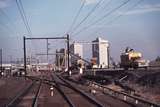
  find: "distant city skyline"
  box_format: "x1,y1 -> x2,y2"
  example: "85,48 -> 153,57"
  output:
0,0 -> 160,62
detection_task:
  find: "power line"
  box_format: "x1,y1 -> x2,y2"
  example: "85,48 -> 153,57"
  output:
67,0 -> 85,34
91,0 -> 145,35
16,0 -> 29,34
0,9 -> 20,36
72,0 -> 131,36
109,0 -> 145,24
16,0 -> 32,36
19,0 -> 32,35
70,0 -> 104,35
15,0 -> 38,57
99,0 -> 112,12
73,0 -> 131,36
69,0 -> 112,42
80,0 -> 112,31
0,9 -> 13,25
0,19 -> 16,36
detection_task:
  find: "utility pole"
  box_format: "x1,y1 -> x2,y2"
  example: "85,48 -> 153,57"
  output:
23,36 -> 27,75
67,34 -> 70,71
46,39 -> 49,61
0,49 -> 2,72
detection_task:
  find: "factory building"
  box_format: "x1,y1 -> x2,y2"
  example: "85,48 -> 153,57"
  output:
92,37 -> 109,68
70,43 -> 83,65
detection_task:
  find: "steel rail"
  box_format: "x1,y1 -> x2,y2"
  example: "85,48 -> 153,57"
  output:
64,76 -> 136,107
57,74 -> 105,107
89,81 -> 160,107
31,81 -> 42,107
51,74 -> 76,107
102,91 -> 136,107
25,76 -> 67,87
5,81 -> 36,107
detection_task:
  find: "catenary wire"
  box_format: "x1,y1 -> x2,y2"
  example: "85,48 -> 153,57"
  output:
67,0 -> 86,34
16,0 -> 32,36
70,0 -> 104,35
72,0 -> 131,37
90,0 -> 145,36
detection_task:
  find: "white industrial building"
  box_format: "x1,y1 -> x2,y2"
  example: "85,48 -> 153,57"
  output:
92,37 -> 109,68
70,43 -> 83,65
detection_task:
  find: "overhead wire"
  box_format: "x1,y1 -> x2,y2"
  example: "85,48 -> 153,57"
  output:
72,0 -> 131,37
70,0 -> 104,35
0,9 -> 21,36
19,0 -> 32,35
76,0 -> 112,34
67,0 -> 86,34
69,0 -> 112,43
16,0 -> 32,36
0,20 -> 14,36
0,11 -> 16,37
79,0 -> 145,62
90,0 -> 145,35
107,0 -> 145,24
0,9 -> 14,26
16,0 -> 37,58
99,0 -> 112,12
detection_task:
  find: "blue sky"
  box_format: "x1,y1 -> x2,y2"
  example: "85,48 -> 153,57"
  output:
0,0 -> 160,62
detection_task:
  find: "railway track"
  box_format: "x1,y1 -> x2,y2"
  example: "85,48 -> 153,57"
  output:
2,70 -> 159,107
25,72 -> 154,107
59,75 -> 138,107
4,80 -> 42,107
61,74 -> 160,107
87,80 -> 160,107
51,73 -> 105,107
0,77 -> 32,107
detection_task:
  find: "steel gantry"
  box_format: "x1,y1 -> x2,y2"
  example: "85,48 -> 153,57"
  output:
23,34 -> 70,75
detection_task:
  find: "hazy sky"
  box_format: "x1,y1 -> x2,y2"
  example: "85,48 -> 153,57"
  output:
0,0 -> 160,62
